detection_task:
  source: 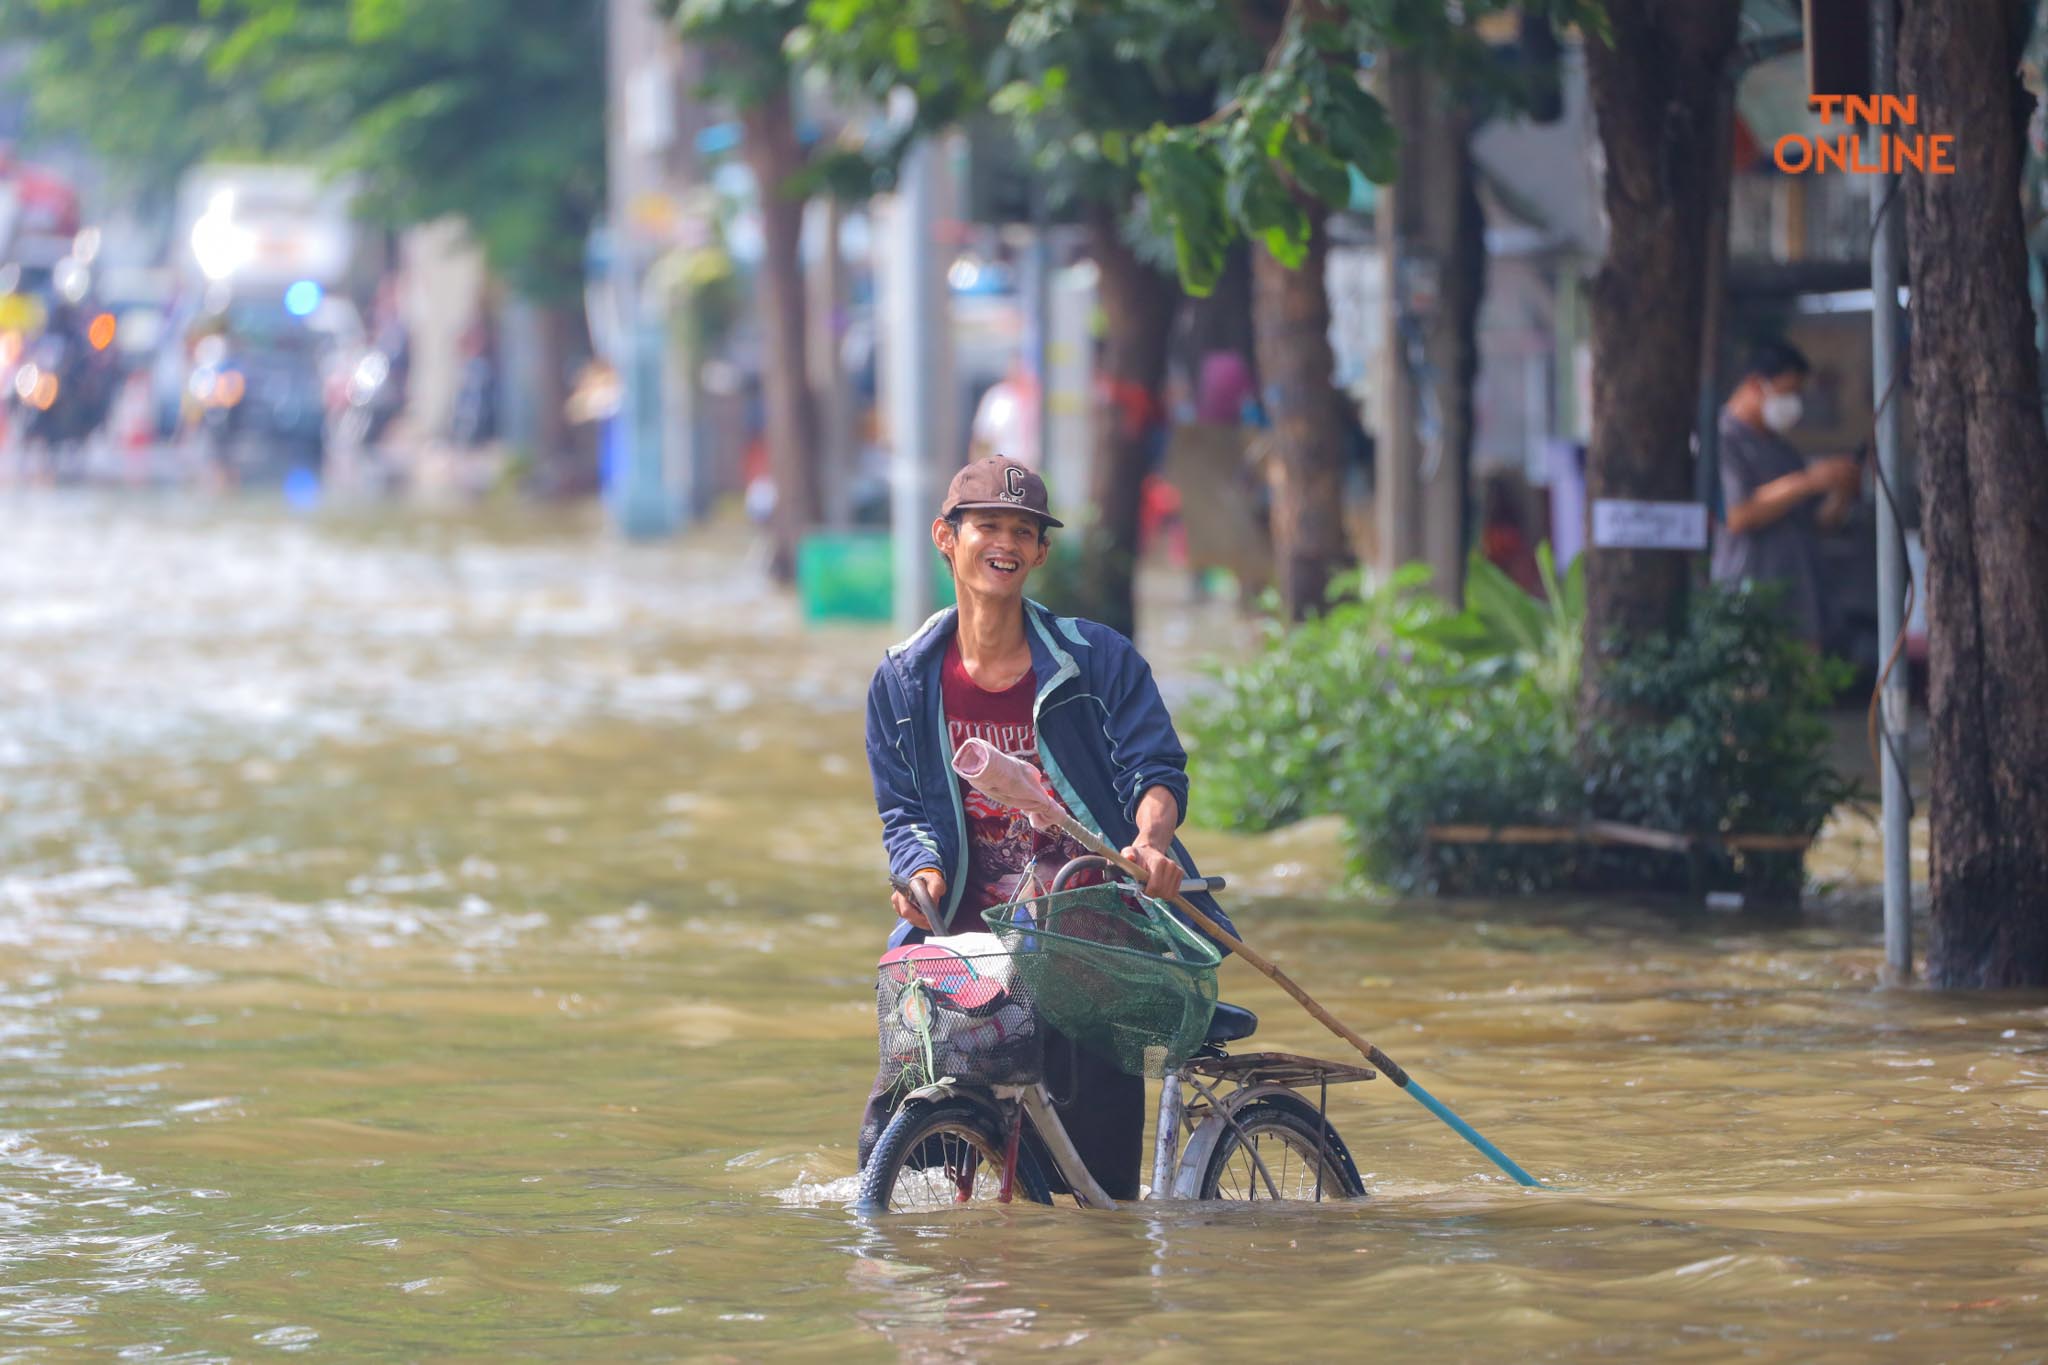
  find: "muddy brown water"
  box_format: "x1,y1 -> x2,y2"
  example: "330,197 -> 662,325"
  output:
1,495 -> 2043,1361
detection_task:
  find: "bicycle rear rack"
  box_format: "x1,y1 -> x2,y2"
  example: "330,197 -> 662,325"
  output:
1183,1050 -> 1376,1088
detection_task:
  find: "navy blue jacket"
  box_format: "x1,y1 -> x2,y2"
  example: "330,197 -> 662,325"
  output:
864,599 -> 1234,946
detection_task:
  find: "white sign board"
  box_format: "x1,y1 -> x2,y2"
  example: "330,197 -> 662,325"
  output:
1591,499 -> 1709,551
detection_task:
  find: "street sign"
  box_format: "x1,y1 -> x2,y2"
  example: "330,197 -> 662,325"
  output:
1591,498 -> 1709,551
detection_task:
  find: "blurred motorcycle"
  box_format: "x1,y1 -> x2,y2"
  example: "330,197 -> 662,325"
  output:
12,310 -> 115,479
340,346 -> 406,449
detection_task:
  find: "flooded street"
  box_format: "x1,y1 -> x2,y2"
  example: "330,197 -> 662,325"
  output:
2,493 -> 2045,1362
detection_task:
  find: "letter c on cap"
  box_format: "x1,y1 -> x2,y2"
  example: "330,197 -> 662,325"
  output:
1002,465 -> 1027,501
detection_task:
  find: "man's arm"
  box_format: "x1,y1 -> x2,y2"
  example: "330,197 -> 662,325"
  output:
1725,456 -> 1860,535
1096,632 -> 1193,831
865,665 -> 948,930
1121,784 -> 1184,899
1726,467 -> 1822,534
1090,628 -> 1194,898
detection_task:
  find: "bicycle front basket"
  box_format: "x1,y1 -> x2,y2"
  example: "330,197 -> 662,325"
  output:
985,884 -> 1221,1078
874,936 -> 1042,1092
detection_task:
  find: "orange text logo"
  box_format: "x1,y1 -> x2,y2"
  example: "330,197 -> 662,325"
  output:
1774,95 -> 1954,175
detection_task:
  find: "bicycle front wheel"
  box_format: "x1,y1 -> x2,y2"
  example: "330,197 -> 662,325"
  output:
1199,1101 -> 1365,1202
858,1096 -> 1054,1213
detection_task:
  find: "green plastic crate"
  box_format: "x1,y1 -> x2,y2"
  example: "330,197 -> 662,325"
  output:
796,532 -> 956,624
796,530 -> 1082,625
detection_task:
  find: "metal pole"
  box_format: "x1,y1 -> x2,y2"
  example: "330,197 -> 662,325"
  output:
886,91 -> 941,632
813,196 -> 855,528
605,0 -> 678,539
1695,69 -> 1737,521
1870,0 -> 1912,983
1149,1073 -> 1181,1200
1029,180 -> 1053,478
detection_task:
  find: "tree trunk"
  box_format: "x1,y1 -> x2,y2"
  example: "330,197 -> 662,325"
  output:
1382,55 -> 1484,605
1436,127 -> 1484,603
532,298 -> 596,499
1081,203 -> 1178,639
1580,0 -> 1741,713
1901,0 -> 2048,987
740,85 -> 821,583
1252,218 -> 1353,619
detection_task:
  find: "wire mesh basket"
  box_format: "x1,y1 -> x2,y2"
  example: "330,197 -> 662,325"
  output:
875,937 -> 1042,1092
985,883 -> 1222,1078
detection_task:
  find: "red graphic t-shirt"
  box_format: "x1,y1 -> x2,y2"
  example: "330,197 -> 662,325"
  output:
940,636 -> 1094,927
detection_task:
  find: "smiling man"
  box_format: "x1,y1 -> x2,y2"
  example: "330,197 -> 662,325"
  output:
859,455 -> 1231,1196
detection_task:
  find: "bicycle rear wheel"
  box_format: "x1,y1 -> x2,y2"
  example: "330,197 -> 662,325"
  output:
1199,1101 -> 1365,1202
858,1096 -> 1054,1213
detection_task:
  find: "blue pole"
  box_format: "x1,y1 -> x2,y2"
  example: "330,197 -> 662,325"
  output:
1397,1078 -> 1545,1188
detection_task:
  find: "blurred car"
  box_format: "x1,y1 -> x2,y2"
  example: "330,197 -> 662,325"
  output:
186,289 -> 337,476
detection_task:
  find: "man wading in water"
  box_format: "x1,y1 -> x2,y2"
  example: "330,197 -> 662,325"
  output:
858,455 -> 1234,1198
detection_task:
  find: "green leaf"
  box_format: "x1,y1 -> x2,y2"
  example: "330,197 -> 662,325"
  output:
1321,75 -> 1398,183
890,24 -> 920,73
989,79 -> 1041,116
808,0 -> 863,32
1260,222 -> 1306,268
1463,549 -> 1548,657
1283,137 -> 1352,208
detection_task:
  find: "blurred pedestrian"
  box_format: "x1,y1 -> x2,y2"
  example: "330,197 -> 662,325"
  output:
1479,471 -> 1543,596
1195,350 -> 1258,427
1711,339 -> 1861,647
450,320 -> 498,448
968,360 -> 1039,468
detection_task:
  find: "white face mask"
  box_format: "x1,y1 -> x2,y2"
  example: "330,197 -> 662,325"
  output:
1761,390 -> 1804,433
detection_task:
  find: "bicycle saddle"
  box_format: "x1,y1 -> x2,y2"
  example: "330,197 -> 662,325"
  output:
1205,1002 -> 1258,1045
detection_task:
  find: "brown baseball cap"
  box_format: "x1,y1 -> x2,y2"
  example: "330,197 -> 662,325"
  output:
940,456 -> 1064,528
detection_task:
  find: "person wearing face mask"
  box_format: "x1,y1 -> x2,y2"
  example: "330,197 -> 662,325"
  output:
1710,339 -> 1862,647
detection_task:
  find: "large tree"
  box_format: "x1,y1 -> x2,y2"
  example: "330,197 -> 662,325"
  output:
0,0 -> 296,194
1900,0 -> 2048,987
669,0 -> 823,581
1577,0 -> 1742,710
1137,0 -> 1392,618
1140,0 -> 1589,617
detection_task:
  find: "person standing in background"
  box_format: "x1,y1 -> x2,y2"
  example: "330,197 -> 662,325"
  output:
1711,340 -> 1863,647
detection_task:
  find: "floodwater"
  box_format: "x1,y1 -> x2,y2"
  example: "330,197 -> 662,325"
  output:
2,493 -> 2044,1363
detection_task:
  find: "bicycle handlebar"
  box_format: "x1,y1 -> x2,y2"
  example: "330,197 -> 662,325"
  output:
1047,854 -> 1224,897
892,862 -> 1226,925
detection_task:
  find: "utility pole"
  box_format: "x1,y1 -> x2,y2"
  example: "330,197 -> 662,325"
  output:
1869,0 -> 1911,982
882,93 -> 954,631
1028,179 -> 1053,478
605,0 -> 688,537
811,195 -> 855,528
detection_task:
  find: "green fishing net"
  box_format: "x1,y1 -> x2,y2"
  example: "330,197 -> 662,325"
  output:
985,884 -> 1222,1078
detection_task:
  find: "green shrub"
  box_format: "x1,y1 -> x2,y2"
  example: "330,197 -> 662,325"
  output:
1187,552 -> 1853,899
1582,581 -> 1855,899
1186,564 -> 1465,833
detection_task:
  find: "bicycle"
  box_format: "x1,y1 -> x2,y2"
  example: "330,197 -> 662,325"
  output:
857,857 -> 1373,1213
